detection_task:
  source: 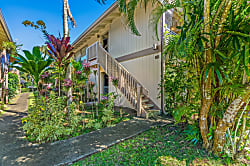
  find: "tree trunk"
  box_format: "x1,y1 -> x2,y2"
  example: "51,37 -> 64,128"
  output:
63,0 -> 72,105
199,0 -> 212,149
58,66 -> 61,96
212,85 -> 250,155
214,0 -> 232,48
63,0 -> 69,38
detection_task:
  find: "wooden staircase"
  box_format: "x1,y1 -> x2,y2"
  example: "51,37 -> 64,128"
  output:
87,42 -> 160,118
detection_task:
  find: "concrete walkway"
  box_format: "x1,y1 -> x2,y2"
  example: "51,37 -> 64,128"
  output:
0,93 -> 171,166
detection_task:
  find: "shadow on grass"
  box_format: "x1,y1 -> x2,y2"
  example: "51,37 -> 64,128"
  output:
72,124 -> 229,166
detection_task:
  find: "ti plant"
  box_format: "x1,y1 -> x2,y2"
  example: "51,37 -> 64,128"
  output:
46,34 -> 74,96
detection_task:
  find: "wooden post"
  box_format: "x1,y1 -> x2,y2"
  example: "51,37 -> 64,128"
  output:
3,49 -> 8,104
106,53 -> 108,73
161,13 -> 166,114
0,51 -> 2,103
96,42 -> 99,62
97,64 -> 101,103
137,84 -> 142,117
118,66 -> 121,89
87,80 -> 89,102
5,68 -> 8,104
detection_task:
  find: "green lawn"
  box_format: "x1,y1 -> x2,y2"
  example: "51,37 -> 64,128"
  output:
28,92 -> 35,107
0,110 -> 4,117
72,124 -> 240,166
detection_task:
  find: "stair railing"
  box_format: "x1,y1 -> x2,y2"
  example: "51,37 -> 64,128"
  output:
87,41 -> 148,116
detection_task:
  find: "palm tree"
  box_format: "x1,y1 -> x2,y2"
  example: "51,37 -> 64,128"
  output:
12,46 -> 53,92
114,0 -> 250,155
163,0 -> 249,154
63,0 -> 76,37
63,0 -> 76,104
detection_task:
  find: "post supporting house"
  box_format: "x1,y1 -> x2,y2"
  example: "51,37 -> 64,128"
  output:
72,1 -> 181,118
0,9 -> 14,104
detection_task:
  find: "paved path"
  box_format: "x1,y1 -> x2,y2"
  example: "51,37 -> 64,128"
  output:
0,93 -> 172,166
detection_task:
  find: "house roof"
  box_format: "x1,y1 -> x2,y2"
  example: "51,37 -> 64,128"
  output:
72,0 -> 167,51
72,2 -> 119,51
0,9 -> 12,44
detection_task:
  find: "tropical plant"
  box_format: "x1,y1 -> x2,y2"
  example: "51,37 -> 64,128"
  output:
46,34 -> 74,96
12,46 -> 53,92
0,41 -> 20,103
112,0 -> 179,36
22,20 -> 47,36
8,73 -> 19,99
22,93 -> 81,143
162,0 -> 250,158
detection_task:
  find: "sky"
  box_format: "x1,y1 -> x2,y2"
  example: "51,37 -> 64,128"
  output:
0,0 -> 115,52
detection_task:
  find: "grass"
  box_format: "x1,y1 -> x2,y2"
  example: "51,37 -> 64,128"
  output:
72,124 -> 243,166
0,110 -> 4,117
21,88 -> 30,93
28,92 -> 35,107
1,92 -> 21,111
8,93 -> 21,105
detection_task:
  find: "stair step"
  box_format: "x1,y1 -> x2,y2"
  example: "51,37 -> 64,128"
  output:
143,104 -> 154,109
142,99 -> 149,103
147,109 -> 161,113
145,109 -> 161,119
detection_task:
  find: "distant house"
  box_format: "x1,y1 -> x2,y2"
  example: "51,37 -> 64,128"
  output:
0,9 -> 16,103
72,1 -> 180,117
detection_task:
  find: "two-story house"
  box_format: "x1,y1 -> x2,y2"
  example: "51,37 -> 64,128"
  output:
72,1 -> 180,118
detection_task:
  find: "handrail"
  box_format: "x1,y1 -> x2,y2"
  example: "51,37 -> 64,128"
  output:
96,42 -> 149,96
87,41 -> 150,112
87,42 -> 98,60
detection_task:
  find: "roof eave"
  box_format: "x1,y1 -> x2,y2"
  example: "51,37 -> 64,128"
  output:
0,9 -> 13,42
72,2 -> 118,47
72,0 -> 165,50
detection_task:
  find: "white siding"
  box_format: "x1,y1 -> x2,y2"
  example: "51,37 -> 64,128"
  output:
108,53 -> 161,108
109,4 -> 160,58
107,4 -> 162,108
121,53 -> 161,107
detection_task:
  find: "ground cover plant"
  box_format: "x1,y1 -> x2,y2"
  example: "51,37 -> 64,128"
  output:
8,72 -> 19,99
28,92 -> 35,108
22,92 -> 131,143
13,0 -> 249,164
113,0 -> 250,161
15,20 -> 132,143
72,124 -> 249,166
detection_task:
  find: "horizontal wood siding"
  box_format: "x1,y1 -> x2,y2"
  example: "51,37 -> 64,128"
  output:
108,4 -> 161,108
109,4 -> 160,59
120,54 -> 161,107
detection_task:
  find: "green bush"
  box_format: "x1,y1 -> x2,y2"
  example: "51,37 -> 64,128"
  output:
22,93 -> 81,143
21,88 -> 30,93
22,92 -> 130,143
8,73 -> 19,99
85,92 -> 119,130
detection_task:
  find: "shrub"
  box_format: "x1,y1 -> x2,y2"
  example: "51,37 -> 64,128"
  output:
8,73 -> 19,99
22,93 -> 81,143
21,88 -> 30,93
